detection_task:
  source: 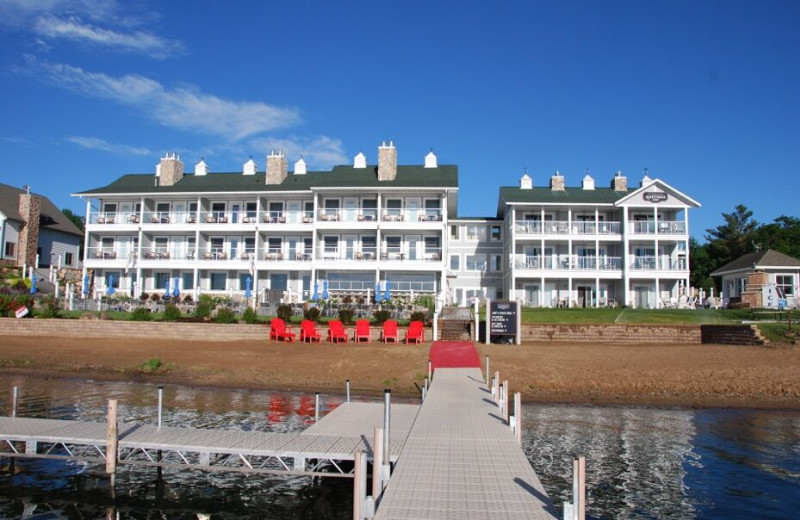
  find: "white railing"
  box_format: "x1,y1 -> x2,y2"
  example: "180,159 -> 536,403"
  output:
513,254 -> 622,270
514,221 -> 622,235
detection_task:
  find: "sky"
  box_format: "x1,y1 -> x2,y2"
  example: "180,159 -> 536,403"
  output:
1,0 -> 798,241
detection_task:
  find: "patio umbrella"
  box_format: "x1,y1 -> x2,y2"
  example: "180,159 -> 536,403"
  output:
173,276 -> 180,299
106,275 -> 115,296
322,279 -> 329,301
82,274 -> 89,296
30,273 -> 37,294
245,276 -> 252,299
375,282 -> 382,303
312,280 -> 319,301
383,279 -> 391,302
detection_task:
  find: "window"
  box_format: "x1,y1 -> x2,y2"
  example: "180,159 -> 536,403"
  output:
450,254 -> 460,270
239,273 -> 251,290
182,272 -> 194,290
424,236 -> 440,258
155,272 -> 170,291
466,225 -> 486,241
425,199 -> 441,219
491,255 -> 502,272
362,235 -> 377,256
246,202 -> 257,219
450,225 -> 459,240
268,237 -> 282,254
244,238 -> 256,255
304,237 -> 313,254
105,272 -> 120,288
323,236 -> 338,257
776,275 -> 795,296
304,201 -> 314,219
324,199 -> 339,218
4,242 -> 15,258
210,272 -> 227,291
362,199 -> 377,220
466,254 -> 486,271
65,252 -> 74,266
386,199 -> 402,217
269,202 -> 284,218
490,225 -> 502,241
385,236 -> 401,255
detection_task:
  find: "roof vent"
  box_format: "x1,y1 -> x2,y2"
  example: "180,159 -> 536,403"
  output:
294,156 -> 307,175
519,172 -> 533,189
424,150 -> 437,168
243,156 -> 257,176
354,152 -> 367,169
581,171 -> 595,190
195,158 -> 209,176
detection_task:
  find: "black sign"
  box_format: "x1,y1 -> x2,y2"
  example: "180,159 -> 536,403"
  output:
490,301 -> 517,335
643,191 -> 668,203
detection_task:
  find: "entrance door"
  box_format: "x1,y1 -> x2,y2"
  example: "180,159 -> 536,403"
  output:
288,202 -> 301,224
407,199 -> 420,222
270,273 -> 288,291
343,235 -> 357,260
634,285 -> 650,308
287,237 -> 299,261
524,284 -> 540,307
229,239 -> 239,260
344,198 -> 358,222
577,286 -> 593,308
231,204 -> 241,224
407,235 -> 420,261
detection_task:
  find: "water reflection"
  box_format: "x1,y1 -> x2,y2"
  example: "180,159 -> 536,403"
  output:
1,377 -> 799,519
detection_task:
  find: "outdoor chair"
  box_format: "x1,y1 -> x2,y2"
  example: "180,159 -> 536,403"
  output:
300,320 -> 322,343
327,320 -> 348,343
404,320 -> 424,344
269,318 -> 295,343
380,320 -> 399,343
354,319 -> 371,343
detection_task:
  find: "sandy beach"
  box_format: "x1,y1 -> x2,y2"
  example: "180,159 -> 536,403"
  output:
0,335 -> 798,409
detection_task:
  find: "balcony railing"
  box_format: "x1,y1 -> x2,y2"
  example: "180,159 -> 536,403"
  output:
513,254 -> 622,270
629,221 -> 687,235
316,246 -> 442,262
87,246 -> 123,259
514,221 -> 622,235
629,257 -> 688,270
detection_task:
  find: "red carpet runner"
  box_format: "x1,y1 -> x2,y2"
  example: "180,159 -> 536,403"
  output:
428,341 -> 481,369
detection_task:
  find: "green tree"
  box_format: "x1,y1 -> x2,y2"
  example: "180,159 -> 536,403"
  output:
753,216 -> 800,259
689,237 -> 715,290
62,208 -> 85,259
705,204 -> 758,268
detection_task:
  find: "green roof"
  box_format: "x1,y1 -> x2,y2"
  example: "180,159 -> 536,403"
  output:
74,165 -> 458,196
497,186 -> 627,216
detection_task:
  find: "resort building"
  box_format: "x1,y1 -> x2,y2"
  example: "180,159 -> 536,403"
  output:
0,183 -> 82,269
711,249 -> 800,309
73,142 -> 701,308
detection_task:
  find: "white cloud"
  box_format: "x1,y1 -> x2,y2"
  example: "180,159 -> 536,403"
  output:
246,135 -> 348,169
34,15 -> 184,59
24,56 -> 301,142
66,136 -> 151,156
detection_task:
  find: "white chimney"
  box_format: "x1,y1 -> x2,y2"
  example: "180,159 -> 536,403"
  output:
243,157 -> 257,176
353,152 -> 367,169
581,173 -> 595,190
294,157 -> 307,175
519,174 -> 533,190
424,150 -> 438,168
194,159 -> 209,176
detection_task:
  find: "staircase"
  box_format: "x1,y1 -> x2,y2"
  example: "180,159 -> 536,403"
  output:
700,324 -> 767,346
438,307 -> 473,341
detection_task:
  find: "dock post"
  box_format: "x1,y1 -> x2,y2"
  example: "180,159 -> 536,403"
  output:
491,377 -> 496,397
382,389 -> 391,481
433,311 -> 438,340
353,449 -> 365,520
12,386 -> 18,417
315,392 -> 320,422
503,380 -> 509,423
514,392 -> 522,444
157,385 -> 164,428
494,371 -> 500,403
473,296 -> 479,341
428,359 -> 432,381
346,379 -> 351,402
571,456 -> 586,520
486,356 -> 490,387
423,377 -> 428,402
372,427 -> 384,498
106,399 -> 118,490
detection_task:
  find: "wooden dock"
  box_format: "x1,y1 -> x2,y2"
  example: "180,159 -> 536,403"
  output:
374,367 -> 557,519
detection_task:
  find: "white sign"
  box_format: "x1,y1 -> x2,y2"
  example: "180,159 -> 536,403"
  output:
15,306 -> 29,319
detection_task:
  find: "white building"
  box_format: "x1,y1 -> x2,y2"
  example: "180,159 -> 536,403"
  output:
73,143 -> 455,302
73,143 -> 700,308
711,249 -> 800,309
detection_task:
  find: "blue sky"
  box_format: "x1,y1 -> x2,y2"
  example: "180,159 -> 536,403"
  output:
1,0 -> 798,240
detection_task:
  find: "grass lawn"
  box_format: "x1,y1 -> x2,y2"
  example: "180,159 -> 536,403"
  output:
518,307 -> 757,325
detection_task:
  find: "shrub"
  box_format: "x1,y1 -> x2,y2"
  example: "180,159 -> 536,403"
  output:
414,294 -> 435,313
304,306 -> 322,323
36,296 -> 59,319
372,309 -> 391,324
409,311 -> 429,325
213,306 -> 237,324
241,306 -> 259,324
130,307 -> 152,321
139,292 -> 150,302
194,294 -> 215,319
336,307 -> 354,325
140,357 -> 162,371
150,293 -> 161,302
276,304 -> 293,322
0,293 -> 34,317
163,303 -> 181,321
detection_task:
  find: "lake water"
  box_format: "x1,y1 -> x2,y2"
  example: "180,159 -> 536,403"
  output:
0,376 -> 798,519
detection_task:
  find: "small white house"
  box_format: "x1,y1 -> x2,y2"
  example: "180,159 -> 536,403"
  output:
711,249 -> 800,309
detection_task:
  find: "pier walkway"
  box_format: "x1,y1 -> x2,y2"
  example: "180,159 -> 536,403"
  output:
374,366 -> 557,519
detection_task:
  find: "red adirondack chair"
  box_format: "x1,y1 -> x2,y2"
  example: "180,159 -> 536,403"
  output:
404,320 -> 424,344
300,320 -> 322,343
380,320 -> 399,343
354,319 -> 371,343
327,320 -> 348,343
270,317 -> 296,343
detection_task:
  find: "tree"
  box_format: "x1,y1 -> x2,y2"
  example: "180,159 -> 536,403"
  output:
62,208 -> 85,259
689,237 -> 715,290
704,204 -> 758,268
753,216 -> 800,259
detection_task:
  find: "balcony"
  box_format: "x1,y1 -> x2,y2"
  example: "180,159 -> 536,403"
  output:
629,221 -> 687,235
629,257 -> 688,270
513,254 -> 622,271
87,246 -> 124,260
514,220 -> 622,235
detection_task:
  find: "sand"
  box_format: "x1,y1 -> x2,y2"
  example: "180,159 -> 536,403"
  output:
0,335 -> 798,409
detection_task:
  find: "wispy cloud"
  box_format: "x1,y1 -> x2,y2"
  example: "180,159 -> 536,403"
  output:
1,0 -> 182,59
246,135 -> 348,169
23,56 -> 301,142
34,15 -> 184,59
66,136 -> 151,156
0,136 -> 31,145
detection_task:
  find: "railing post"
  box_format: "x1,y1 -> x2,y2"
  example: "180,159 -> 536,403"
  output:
372,427 -> 384,498
503,380 -> 509,423
383,389 -> 391,482
315,392 -> 320,422
514,392 -> 522,444
12,386 -> 18,417
568,456 -> 586,520
428,359 -> 432,381
157,385 -> 164,429
106,399 -> 118,488
432,312 -> 439,341
494,371 -> 500,404
486,356 -> 490,387
346,379 -> 351,402
353,449 -> 364,520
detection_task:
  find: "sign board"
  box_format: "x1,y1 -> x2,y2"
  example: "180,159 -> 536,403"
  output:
15,306 -> 29,319
490,301 -> 517,336
643,191 -> 668,203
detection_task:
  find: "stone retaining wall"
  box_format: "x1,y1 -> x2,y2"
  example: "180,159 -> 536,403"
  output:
517,324 -> 702,344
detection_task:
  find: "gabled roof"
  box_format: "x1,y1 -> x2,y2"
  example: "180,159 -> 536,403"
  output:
711,249 -> 800,277
497,186 -> 627,217
0,183 -> 83,237
73,165 -> 459,196
614,178 -> 701,208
